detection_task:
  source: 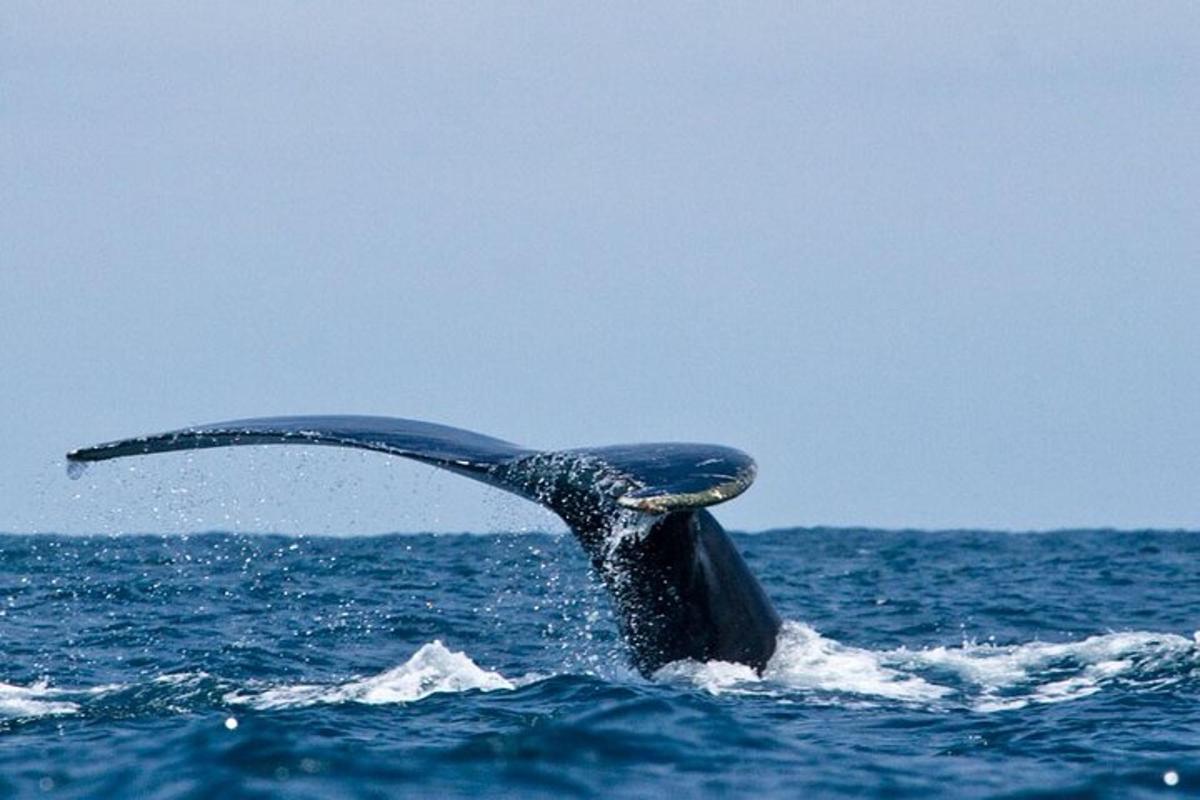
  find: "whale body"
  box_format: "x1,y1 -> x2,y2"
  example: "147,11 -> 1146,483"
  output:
68,416 -> 781,675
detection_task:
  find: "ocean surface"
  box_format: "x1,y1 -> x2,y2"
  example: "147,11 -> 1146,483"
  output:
1,528 -> 1197,799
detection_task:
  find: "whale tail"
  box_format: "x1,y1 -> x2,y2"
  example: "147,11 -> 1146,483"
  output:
68,415 -> 780,675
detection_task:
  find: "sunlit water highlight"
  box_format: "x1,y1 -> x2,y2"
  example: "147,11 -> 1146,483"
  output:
1,529 -> 1197,798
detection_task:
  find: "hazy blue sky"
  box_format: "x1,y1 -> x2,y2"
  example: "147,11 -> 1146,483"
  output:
3,3 -> 1198,534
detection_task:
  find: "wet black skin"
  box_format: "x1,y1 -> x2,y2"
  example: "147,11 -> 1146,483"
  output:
593,509 -> 781,675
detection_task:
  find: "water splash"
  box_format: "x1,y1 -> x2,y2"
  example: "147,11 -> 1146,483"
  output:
657,622 -> 949,702
658,621 -> 1200,711
225,641 -> 525,710
896,628 -> 1200,711
602,509 -> 655,559
0,681 -> 81,719
3,624 -> 1198,723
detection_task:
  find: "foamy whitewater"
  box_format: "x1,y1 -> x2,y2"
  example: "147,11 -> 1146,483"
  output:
1,529 -> 1197,798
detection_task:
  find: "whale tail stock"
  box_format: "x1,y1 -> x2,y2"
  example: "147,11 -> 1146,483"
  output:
68,415 -> 781,675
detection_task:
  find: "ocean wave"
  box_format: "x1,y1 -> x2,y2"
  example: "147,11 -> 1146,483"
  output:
0,681 -> 80,719
225,641 -> 528,710
898,628 -> 1200,711
657,621 -> 1200,712
4,625 -> 1196,721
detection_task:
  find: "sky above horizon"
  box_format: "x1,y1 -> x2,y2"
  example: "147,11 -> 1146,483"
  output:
3,3 -> 1198,534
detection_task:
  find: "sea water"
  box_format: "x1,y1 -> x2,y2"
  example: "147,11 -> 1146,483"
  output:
1,529 -> 1196,798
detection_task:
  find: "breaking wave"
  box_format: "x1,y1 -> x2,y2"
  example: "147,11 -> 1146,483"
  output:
0,681 -> 80,719
226,641 -> 531,710
658,621 -> 1200,712
5,624 -> 1196,722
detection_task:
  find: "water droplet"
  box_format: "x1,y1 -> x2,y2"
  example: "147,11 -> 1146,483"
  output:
1164,770 -> 1179,787
224,716 -> 238,730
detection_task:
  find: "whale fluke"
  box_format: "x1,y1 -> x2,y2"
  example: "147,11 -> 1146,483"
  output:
68,415 -> 779,675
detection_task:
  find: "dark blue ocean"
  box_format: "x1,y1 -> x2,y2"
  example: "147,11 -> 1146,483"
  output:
1,528 -> 1197,798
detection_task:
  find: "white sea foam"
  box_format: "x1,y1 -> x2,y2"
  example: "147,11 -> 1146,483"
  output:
654,658 -> 761,694
659,621 -> 1200,712
767,623 -> 953,701
0,681 -> 80,718
656,622 -> 950,702
225,641 -> 522,710
8,625 -> 1196,718
895,629 -> 1200,711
